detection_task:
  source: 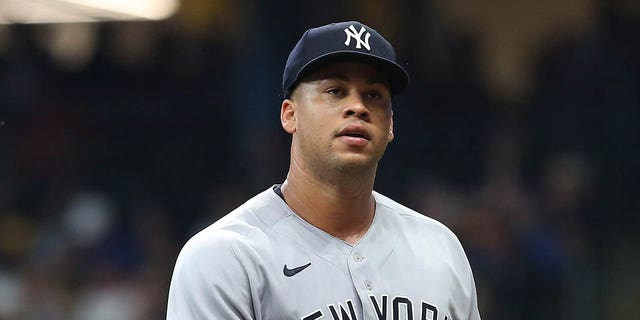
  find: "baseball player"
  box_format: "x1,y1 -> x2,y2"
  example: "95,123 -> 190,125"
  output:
167,21 -> 481,320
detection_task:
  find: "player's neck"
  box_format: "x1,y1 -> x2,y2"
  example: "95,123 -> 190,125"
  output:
282,165 -> 376,245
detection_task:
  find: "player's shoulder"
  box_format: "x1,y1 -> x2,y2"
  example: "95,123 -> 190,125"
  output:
373,191 -> 471,265
178,186 -> 290,259
373,190 -> 459,240
210,186 -> 289,233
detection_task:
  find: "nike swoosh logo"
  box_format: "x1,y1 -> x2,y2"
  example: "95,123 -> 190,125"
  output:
283,262 -> 311,277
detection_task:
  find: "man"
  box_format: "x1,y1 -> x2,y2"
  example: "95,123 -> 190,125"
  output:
167,21 -> 481,320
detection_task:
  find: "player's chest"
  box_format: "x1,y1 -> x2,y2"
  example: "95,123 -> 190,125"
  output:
256,246 -> 455,320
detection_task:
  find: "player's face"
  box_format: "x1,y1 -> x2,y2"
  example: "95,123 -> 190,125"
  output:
281,61 -> 395,174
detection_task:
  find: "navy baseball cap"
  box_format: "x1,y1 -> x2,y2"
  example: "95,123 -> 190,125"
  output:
282,21 -> 409,98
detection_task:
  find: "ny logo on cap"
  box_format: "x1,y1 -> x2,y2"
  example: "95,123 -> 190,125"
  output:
344,25 -> 371,51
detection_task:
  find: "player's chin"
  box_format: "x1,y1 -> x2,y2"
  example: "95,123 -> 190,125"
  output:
333,151 -> 382,169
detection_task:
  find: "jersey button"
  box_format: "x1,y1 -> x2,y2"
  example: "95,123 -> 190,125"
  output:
364,280 -> 373,290
353,253 -> 364,262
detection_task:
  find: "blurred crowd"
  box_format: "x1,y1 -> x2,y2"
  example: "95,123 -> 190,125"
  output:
0,0 -> 638,319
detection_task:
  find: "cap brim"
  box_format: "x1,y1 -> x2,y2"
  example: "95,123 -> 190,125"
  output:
288,50 -> 409,98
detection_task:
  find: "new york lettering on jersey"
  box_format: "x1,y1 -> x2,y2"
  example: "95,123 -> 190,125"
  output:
301,295 -> 449,320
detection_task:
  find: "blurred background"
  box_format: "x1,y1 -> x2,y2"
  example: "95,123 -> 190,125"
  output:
0,0 -> 638,319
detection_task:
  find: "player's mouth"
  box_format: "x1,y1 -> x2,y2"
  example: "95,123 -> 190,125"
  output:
336,124 -> 371,146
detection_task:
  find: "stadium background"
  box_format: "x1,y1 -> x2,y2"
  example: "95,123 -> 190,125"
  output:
0,0 -> 638,319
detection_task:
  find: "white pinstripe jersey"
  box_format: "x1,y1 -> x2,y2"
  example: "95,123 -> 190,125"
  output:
167,186 -> 481,320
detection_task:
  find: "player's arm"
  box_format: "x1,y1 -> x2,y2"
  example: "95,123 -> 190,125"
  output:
455,239 -> 481,320
167,231 -> 255,320
465,265 -> 481,320
443,227 -> 482,320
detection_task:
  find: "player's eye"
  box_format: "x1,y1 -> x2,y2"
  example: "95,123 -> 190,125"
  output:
326,88 -> 343,96
366,90 -> 382,100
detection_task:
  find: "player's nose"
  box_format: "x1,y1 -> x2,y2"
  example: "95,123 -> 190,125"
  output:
342,92 -> 369,120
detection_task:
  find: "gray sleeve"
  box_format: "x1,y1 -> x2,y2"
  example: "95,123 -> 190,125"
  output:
167,231 -> 255,320
446,229 -> 481,320
466,267 -> 482,320
457,240 -> 481,320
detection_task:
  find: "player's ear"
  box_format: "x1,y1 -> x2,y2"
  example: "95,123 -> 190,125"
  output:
281,99 -> 296,134
387,111 -> 394,142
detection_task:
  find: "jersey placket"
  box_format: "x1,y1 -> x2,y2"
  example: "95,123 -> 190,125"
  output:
346,203 -> 399,319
